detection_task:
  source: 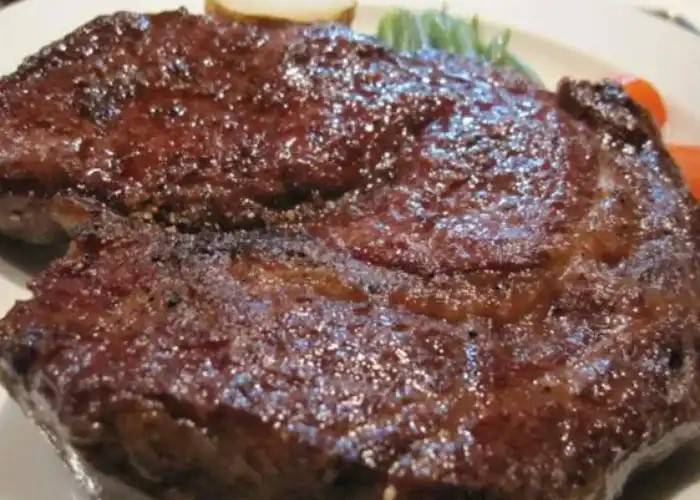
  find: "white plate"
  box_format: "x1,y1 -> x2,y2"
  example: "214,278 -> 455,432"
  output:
0,1 -> 699,499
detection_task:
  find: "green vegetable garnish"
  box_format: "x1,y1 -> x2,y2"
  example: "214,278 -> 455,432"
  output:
449,18 -> 474,55
420,10 -> 453,52
376,8 -> 542,87
485,29 -> 511,65
469,15 -> 485,56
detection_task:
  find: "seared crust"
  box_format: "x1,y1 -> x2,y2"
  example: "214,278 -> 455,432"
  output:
0,9 -> 493,235
2,179 -> 700,500
0,11 -> 700,500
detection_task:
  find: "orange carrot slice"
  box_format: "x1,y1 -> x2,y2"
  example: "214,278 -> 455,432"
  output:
615,75 -> 668,128
669,145 -> 700,199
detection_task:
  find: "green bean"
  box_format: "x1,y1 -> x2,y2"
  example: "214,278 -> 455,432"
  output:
380,9 -> 427,52
449,18 -> 475,56
469,16 -> 485,56
395,10 -> 420,51
487,29 -> 511,65
420,10 -> 454,52
377,13 -> 398,47
376,9 -> 543,87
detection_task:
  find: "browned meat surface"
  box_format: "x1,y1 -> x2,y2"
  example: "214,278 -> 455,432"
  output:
1,10 -> 700,500
0,9 -> 469,236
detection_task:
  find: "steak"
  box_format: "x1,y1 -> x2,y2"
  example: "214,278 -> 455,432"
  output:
1,10 -> 700,500
0,9 -> 473,242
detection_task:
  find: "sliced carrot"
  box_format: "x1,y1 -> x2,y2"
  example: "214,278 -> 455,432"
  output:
614,75 -> 668,128
668,145 -> 700,199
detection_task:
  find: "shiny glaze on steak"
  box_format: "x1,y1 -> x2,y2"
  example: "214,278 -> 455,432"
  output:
1,10 -> 700,500
1,10 -> 602,244
1,9 -> 463,232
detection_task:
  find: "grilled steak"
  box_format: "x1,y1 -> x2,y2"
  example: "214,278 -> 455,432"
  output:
0,9 -> 476,241
1,9 -> 700,500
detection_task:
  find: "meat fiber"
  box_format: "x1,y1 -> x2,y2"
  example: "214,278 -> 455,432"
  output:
0,10 -> 699,500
